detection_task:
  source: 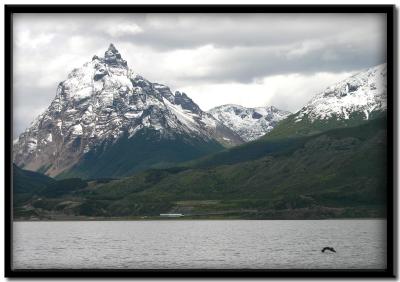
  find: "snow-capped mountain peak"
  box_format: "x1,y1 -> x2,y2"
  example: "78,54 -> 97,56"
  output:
13,44 -> 243,177
208,104 -> 291,141
295,63 -> 387,122
103,43 -> 128,68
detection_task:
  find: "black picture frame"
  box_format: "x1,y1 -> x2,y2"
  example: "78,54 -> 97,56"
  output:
4,4 -> 396,278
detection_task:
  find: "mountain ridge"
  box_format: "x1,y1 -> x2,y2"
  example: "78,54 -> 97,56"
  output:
264,63 -> 387,139
13,44 -> 244,178
208,104 -> 291,141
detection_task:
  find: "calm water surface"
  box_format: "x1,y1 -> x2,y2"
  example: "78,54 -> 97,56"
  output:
13,220 -> 386,269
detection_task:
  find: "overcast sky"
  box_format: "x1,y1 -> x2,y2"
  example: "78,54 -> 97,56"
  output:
13,13 -> 387,136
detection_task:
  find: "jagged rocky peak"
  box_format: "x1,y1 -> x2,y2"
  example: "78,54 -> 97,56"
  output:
104,43 -> 127,67
174,91 -> 202,114
13,44 -> 244,177
91,43 -> 128,71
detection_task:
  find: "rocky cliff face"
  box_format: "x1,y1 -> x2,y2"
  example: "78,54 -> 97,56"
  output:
13,44 -> 243,177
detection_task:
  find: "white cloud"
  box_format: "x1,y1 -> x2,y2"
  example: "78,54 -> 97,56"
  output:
104,23 -> 143,37
180,71 -> 355,112
15,30 -> 55,49
262,72 -> 355,112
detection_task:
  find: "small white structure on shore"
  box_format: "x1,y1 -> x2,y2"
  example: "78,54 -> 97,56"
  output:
160,213 -> 184,217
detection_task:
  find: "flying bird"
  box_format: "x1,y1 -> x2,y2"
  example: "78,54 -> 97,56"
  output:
321,247 -> 336,253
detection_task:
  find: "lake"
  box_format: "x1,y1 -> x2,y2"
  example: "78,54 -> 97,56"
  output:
12,219 -> 386,269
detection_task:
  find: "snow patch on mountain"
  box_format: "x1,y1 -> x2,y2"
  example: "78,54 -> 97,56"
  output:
295,63 -> 387,122
209,104 -> 291,141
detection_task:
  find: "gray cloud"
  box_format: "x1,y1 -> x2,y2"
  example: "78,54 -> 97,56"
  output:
13,84 -> 56,135
98,13 -> 386,50
12,13 -> 387,137
197,39 -> 386,83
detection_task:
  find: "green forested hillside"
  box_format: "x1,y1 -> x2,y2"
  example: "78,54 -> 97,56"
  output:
13,117 -> 387,220
13,164 -> 55,206
57,128 -> 224,179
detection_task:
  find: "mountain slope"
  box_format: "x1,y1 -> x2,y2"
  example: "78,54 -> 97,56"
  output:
13,164 -> 56,217
265,63 -> 387,139
208,104 -> 291,141
13,44 -> 243,178
80,117 -> 388,218
13,164 -> 55,199
13,164 -> 91,218
14,117 -> 387,219
57,128 -> 223,179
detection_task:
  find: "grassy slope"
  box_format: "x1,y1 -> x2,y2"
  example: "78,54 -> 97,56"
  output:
14,117 -> 387,219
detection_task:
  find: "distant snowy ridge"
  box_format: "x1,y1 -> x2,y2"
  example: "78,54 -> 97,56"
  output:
208,104 -> 291,141
295,63 -> 387,123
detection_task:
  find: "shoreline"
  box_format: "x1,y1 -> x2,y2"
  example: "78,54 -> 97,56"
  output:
13,217 -> 387,222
